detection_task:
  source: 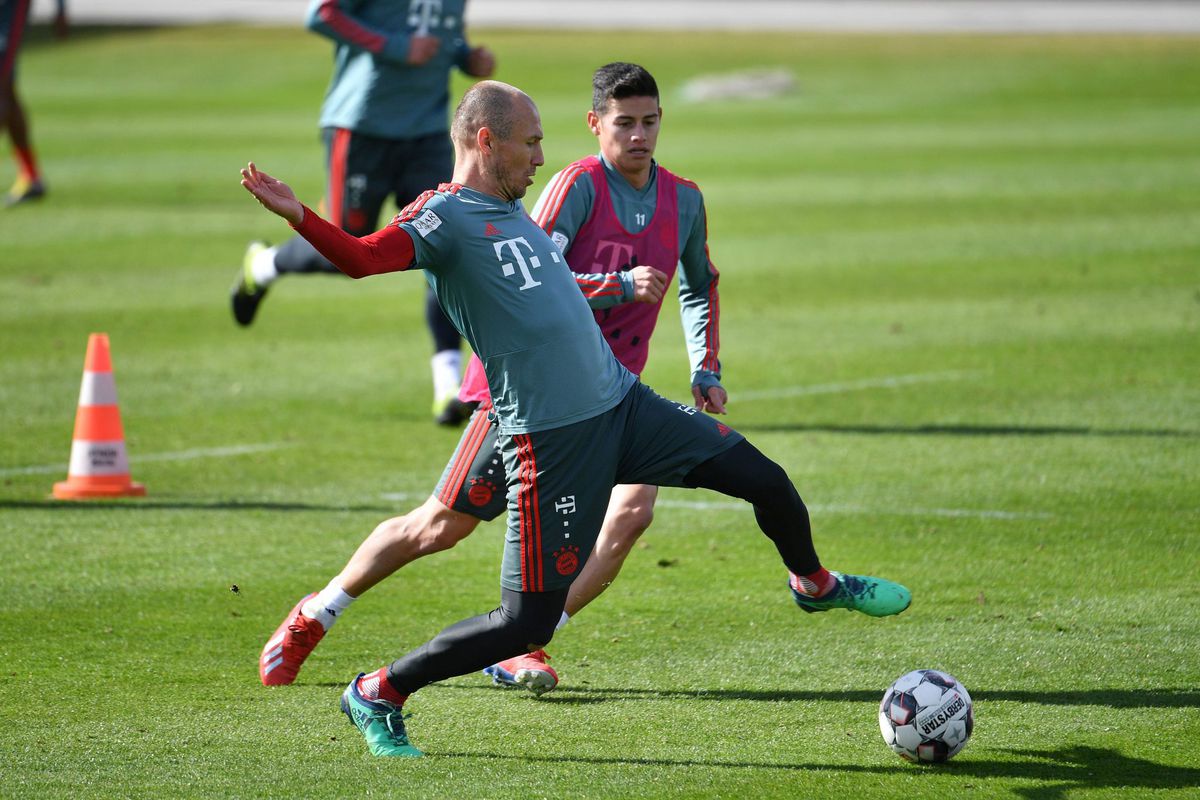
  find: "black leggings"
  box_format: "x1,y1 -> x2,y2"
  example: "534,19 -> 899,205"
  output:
384,440 -> 817,696
386,587 -> 567,695
684,439 -> 821,577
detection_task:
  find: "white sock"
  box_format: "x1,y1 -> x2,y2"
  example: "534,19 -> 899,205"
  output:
555,611 -> 570,631
301,581 -> 356,630
431,349 -> 462,400
250,245 -> 280,287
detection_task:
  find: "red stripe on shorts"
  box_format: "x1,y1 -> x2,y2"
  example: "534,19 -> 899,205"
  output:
326,128 -> 352,228
1,0 -> 30,83
438,409 -> 491,508
515,434 -> 544,591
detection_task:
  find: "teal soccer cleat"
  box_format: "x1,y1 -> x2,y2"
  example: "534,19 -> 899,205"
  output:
340,675 -> 423,757
790,571 -> 912,617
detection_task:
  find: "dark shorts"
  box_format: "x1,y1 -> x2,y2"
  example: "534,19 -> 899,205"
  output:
1,0 -> 30,84
497,382 -> 744,592
321,127 -> 453,235
434,402 -> 507,521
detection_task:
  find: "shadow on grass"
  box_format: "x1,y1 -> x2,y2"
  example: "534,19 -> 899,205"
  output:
735,422 -> 1200,439
0,499 -> 395,513
436,683 -> 1200,709
432,745 -> 1200,797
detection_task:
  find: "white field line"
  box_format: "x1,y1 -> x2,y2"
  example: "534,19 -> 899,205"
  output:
381,492 -> 1047,521
736,370 -> 978,401
0,444 -> 290,477
380,492 -> 423,504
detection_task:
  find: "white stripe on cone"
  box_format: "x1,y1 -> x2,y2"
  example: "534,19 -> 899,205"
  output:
78,371 -> 118,406
67,439 -> 131,477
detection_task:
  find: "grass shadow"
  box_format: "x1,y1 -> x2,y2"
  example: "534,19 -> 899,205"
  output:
735,422 -> 1200,438
436,683 -> 1200,710
431,745 -> 1200,796
0,499 -> 394,513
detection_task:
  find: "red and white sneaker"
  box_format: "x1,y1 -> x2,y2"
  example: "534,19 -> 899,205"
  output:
483,649 -> 559,696
259,593 -> 326,686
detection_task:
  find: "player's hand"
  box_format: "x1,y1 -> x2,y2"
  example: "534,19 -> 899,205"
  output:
240,162 -> 304,225
692,384 -> 728,415
629,265 -> 668,304
407,35 -> 440,65
466,46 -> 496,77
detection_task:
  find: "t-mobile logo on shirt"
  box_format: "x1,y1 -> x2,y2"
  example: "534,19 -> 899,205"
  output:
593,240 -> 634,272
494,236 -> 560,291
408,0 -> 454,33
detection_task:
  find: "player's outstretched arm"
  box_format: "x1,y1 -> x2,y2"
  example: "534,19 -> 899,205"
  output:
240,162 -> 414,278
240,162 -> 304,225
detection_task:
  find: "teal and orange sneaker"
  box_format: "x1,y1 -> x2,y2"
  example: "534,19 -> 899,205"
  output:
790,571 -> 912,617
340,675 -> 423,757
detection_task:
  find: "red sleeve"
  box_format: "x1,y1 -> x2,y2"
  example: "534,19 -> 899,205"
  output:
312,0 -> 386,53
291,205 -> 415,278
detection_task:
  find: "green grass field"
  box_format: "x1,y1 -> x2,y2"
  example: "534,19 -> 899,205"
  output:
2,23 -> 1198,799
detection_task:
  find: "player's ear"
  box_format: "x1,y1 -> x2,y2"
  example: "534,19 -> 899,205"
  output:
476,125 -> 493,154
586,109 -> 601,136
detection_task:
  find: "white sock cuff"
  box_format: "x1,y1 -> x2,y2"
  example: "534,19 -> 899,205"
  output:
302,580 -> 357,628
250,245 -> 279,286
555,611 -> 570,631
431,349 -> 463,398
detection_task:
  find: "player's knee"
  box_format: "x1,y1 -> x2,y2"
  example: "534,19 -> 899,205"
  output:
600,504 -> 653,554
493,609 -> 556,651
418,513 -> 476,554
498,594 -> 564,647
397,500 -> 478,556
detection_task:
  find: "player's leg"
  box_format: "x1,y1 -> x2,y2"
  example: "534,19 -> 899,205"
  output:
259,408 -> 506,686
683,438 -> 911,616
620,382 -> 910,617
2,1 -> 44,207
232,128 -> 386,324
343,586 -> 567,756
345,419 -> 619,755
481,410 -> 626,693
483,484 -> 655,689
336,496 -> 483,597
395,132 -> 467,425
562,483 -> 657,617
427,289 -> 470,425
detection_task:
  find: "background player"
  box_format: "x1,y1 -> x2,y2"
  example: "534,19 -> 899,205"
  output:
242,79 -> 911,757
2,0 -> 45,206
230,0 -> 494,425
258,62 -> 722,695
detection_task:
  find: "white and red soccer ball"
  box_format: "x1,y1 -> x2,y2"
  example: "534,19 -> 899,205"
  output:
879,669 -> 974,763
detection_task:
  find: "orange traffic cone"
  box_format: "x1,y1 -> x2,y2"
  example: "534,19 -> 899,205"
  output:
53,333 -> 146,499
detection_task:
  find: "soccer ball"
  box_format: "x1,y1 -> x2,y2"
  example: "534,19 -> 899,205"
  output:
879,669 -> 973,763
